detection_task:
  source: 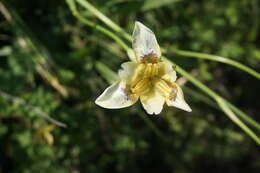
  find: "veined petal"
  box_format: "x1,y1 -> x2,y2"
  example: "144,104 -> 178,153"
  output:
95,81 -> 138,109
161,61 -> 177,82
132,21 -> 161,61
140,89 -> 165,115
166,84 -> 192,112
118,61 -> 138,82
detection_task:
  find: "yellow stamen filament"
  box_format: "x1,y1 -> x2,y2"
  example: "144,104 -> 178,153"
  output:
144,63 -> 158,77
144,64 -> 152,77
128,63 -> 160,96
130,77 -> 142,88
131,78 -> 150,94
130,64 -> 146,86
151,64 -> 158,76
155,79 -> 172,97
133,64 -> 146,78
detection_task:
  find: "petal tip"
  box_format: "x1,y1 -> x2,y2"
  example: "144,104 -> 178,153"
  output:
140,92 -> 165,115
134,21 -> 152,33
94,97 -> 106,108
95,82 -> 138,109
178,101 -> 192,112
135,21 -> 143,27
145,110 -> 162,115
184,106 -> 192,112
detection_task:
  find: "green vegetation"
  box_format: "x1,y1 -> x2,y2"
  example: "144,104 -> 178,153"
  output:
0,0 -> 260,172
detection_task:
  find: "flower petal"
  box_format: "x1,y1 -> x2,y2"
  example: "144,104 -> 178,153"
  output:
95,81 -> 138,109
140,89 -> 165,115
118,61 -> 138,82
161,61 -> 177,82
166,84 -> 192,112
132,21 -> 161,61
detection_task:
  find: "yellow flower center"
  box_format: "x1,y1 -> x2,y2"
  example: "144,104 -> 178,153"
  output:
126,62 -> 178,100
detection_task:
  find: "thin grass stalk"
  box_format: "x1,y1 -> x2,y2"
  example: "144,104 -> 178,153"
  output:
173,49 -> 260,80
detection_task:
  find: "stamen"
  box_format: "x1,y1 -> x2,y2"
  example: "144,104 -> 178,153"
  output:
131,78 -> 150,94
128,62 -> 160,96
130,64 -> 146,86
151,64 -> 158,76
130,77 -> 142,88
155,79 -> 172,97
144,64 -> 152,77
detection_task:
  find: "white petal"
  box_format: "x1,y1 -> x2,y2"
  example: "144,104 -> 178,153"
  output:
95,81 -> 137,109
166,84 -> 192,112
132,21 -> 161,61
118,61 -> 138,82
161,61 -> 177,82
140,90 -> 165,115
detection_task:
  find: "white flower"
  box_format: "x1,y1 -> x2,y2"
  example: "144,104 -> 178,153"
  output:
95,21 -> 192,114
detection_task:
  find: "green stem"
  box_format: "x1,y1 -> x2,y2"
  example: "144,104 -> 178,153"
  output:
228,103 -> 260,130
66,0 -> 136,60
169,60 -> 260,144
182,86 -> 219,110
174,49 -> 260,80
171,60 -> 260,129
75,0 -> 132,42
216,97 -> 260,145
169,59 -> 219,99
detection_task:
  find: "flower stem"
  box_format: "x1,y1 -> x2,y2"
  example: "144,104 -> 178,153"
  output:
173,49 -> 260,80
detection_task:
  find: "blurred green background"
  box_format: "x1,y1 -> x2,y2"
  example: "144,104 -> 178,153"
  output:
0,0 -> 260,172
